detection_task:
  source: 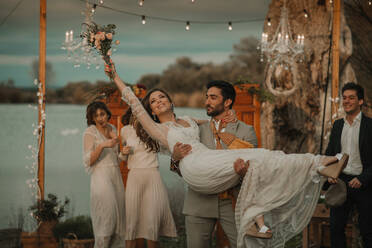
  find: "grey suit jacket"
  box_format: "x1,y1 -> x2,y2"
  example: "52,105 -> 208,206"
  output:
182,120 -> 258,218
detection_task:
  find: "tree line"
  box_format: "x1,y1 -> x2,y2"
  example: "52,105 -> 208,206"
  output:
0,37 -> 265,107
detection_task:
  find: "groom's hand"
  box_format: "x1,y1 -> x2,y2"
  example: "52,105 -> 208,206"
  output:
234,158 -> 249,177
222,110 -> 238,124
172,142 -> 192,161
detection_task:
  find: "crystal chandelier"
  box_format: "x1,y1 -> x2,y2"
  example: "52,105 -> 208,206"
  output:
259,0 -> 305,68
61,1 -> 102,70
258,0 -> 306,97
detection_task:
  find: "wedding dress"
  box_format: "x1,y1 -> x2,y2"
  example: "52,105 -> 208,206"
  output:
121,86 -> 325,248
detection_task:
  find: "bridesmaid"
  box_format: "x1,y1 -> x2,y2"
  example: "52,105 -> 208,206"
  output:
83,101 -> 126,248
120,109 -> 177,248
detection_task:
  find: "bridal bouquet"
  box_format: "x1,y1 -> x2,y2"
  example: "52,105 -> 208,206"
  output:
81,22 -> 120,77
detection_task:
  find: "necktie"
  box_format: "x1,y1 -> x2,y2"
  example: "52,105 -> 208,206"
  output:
210,120 -> 225,149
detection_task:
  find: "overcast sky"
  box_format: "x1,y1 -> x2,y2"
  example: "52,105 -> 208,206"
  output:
0,0 -> 269,87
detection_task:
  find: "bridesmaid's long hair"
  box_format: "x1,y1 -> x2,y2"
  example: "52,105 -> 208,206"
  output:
134,88 -> 174,153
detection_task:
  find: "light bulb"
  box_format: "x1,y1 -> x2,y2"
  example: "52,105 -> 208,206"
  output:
304,9 -> 309,18
267,18 -> 271,26
141,15 -> 146,24
186,21 -> 190,31
99,0 -> 104,5
139,0 -> 144,7
228,22 -> 232,31
191,0 -> 195,2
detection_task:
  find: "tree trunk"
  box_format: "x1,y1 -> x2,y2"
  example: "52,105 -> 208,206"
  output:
261,0 -> 370,153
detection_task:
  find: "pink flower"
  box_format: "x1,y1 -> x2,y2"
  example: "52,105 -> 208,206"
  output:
95,32 -> 106,41
115,40 -> 120,45
106,33 -> 113,40
99,32 -> 106,40
95,39 -> 101,49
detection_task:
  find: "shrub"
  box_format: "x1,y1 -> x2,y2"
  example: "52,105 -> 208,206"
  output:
53,215 -> 93,241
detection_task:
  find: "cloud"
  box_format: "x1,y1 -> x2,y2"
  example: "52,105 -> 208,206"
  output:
112,51 -> 230,66
0,51 -> 230,68
0,55 -> 35,65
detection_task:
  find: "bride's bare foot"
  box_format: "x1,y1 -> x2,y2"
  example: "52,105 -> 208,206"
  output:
318,154 -> 349,179
246,215 -> 272,239
322,156 -> 338,167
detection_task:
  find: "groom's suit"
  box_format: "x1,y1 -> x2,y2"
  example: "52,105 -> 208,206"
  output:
325,113 -> 372,248
183,120 -> 258,248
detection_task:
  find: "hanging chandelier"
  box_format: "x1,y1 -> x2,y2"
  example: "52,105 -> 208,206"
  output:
258,0 -> 305,68
258,0 -> 306,97
61,1 -> 105,70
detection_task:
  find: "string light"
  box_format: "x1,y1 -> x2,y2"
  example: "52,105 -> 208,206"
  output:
228,21 -> 232,31
99,0 -> 104,5
267,18 -> 272,26
91,3 -> 97,13
191,0 -> 195,2
79,0 -> 264,29
25,79 -> 44,201
329,0 -> 333,3
141,15 -> 146,24
303,9 -> 309,18
369,1 -> 371,5
186,21 -> 190,30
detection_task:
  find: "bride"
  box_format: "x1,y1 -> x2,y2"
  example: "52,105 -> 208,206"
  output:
104,62 -> 347,248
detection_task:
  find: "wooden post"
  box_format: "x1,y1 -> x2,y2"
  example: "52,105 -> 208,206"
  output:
37,0 -> 46,201
331,0 -> 341,122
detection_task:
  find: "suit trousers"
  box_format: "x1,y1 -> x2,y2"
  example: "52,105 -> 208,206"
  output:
185,198 -> 237,248
330,174 -> 372,248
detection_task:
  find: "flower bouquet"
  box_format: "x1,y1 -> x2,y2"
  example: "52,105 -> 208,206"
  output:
81,22 -> 120,78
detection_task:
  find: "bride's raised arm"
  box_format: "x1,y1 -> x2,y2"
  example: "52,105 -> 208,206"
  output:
105,63 -> 170,149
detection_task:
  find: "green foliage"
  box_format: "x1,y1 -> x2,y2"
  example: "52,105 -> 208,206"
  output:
28,193 -> 70,222
233,79 -> 275,103
53,215 -> 93,241
138,37 -> 266,95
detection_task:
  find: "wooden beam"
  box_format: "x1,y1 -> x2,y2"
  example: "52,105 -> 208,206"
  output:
331,0 -> 341,122
38,0 -> 46,201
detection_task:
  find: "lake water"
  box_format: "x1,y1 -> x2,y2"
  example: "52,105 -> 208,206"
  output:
0,104 -> 207,230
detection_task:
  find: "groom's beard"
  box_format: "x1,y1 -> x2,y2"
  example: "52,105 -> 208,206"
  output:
206,103 -> 224,117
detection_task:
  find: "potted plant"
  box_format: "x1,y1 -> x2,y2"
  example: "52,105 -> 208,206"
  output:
53,215 -> 94,248
28,193 -> 70,236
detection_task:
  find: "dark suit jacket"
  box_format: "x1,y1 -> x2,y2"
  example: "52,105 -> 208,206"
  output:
325,113 -> 372,188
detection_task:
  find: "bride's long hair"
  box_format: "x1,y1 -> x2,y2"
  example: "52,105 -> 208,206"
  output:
134,88 -> 174,153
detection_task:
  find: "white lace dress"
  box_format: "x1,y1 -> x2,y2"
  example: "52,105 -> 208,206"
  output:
83,125 -> 125,248
121,86 -> 325,248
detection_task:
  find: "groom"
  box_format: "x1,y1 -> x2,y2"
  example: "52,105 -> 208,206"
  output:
171,80 -> 258,248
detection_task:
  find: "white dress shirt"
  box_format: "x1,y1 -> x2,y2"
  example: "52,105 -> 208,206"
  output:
341,112 -> 363,175
212,119 -> 226,146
